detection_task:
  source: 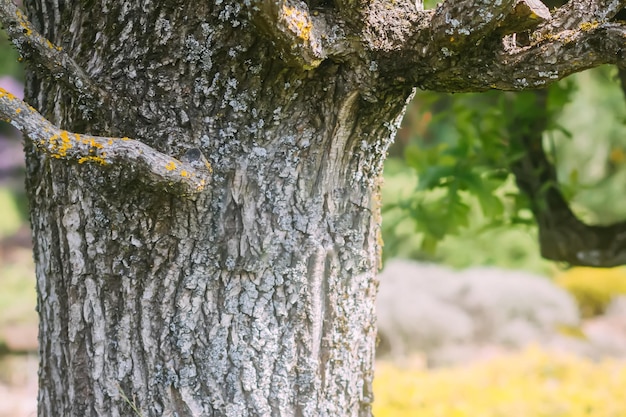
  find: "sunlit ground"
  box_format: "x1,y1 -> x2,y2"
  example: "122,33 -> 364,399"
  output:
375,348 -> 626,417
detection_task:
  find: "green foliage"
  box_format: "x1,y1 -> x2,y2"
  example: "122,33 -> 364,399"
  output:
381,162 -> 550,272
551,67 -> 626,223
383,88 -> 548,257
0,29 -> 21,78
382,66 -> 625,268
0,188 -> 23,238
556,267 -> 626,317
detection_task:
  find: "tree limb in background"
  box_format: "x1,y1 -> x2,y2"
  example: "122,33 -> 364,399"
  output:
363,0 -> 624,92
619,67 -> 626,98
509,89 -> 626,267
0,87 -> 211,195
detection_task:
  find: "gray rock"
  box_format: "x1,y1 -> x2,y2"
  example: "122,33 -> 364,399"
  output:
376,259 -> 581,364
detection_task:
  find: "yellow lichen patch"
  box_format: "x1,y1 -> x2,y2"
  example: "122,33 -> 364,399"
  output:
121,137 -> 130,141
282,5 -> 313,42
579,21 -> 599,31
45,39 -> 61,51
79,135 -> 104,149
60,131 -> 73,148
19,20 -> 32,37
204,161 -> 213,174
0,87 -> 17,101
15,108 -> 21,114
165,161 -> 177,171
180,170 -> 189,177
48,130 -> 75,157
78,156 -> 107,165
302,61 -> 321,70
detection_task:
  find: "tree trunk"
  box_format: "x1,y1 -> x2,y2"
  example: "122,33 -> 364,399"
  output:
24,1 -> 412,415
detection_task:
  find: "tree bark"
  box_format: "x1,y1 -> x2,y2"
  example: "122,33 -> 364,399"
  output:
0,0 -> 623,415
24,1 -> 412,415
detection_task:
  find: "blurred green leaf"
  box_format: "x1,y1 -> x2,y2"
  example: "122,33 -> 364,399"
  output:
0,188 -> 23,238
416,165 -> 456,190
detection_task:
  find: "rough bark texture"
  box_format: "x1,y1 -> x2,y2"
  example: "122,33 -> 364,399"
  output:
25,1 -> 411,416
0,0 -> 622,415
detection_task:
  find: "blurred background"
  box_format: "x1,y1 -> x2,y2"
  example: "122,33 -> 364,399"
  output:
3,11 -> 626,417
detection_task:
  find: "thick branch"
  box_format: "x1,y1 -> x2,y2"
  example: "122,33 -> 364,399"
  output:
497,0 -> 551,35
361,0 -> 432,52
0,88 -> 210,195
419,23 -> 626,92
362,0 -> 624,93
510,90 -> 626,267
361,0 -> 539,55
364,0 -> 551,85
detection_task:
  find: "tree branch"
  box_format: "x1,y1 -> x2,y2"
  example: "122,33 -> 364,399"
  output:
497,0 -> 551,35
362,0 -> 624,93
0,0 -> 115,118
363,0 -> 548,56
419,22 -> 626,92
538,0 -> 626,33
361,0 -> 432,53
428,0 -> 518,52
509,89 -> 626,267
0,87 -> 211,195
